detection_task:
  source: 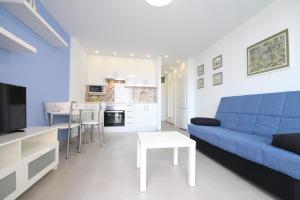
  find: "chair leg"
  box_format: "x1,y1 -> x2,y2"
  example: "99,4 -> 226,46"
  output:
66,128 -> 71,159
90,125 -> 94,142
98,126 -> 102,148
78,126 -> 82,153
101,124 -> 106,144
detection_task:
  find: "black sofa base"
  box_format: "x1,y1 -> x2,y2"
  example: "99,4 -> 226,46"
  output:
190,135 -> 300,200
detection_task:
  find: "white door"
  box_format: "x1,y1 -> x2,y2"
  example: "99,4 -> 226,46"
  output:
178,74 -> 187,129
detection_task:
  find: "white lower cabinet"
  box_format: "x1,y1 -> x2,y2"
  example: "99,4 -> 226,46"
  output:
0,127 -> 59,200
125,104 -> 158,130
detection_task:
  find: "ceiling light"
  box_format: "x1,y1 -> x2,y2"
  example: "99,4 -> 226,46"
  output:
130,53 -> 134,57
169,66 -> 174,69
146,54 -> 151,58
176,60 -> 181,64
165,71 -> 168,74
94,50 -> 99,54
164,55 -> 169,58
113,51 -> 117,56
146,0 -> 174,7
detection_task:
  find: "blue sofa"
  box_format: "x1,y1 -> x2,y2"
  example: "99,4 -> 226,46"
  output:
188,91 -> 300,200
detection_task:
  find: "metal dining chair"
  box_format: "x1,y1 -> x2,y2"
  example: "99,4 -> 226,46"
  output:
44,101 -> 82,159
78,103 -> 105,147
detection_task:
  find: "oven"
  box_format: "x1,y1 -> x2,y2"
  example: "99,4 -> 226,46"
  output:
104,106 -> 125,127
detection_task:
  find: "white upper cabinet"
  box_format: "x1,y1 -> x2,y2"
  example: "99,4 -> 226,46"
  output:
104,57 -> 125,79
88,55 -> 106,85
87,56 -> 157,87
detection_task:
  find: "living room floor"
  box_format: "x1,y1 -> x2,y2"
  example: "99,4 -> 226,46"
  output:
18,122 -> 277,200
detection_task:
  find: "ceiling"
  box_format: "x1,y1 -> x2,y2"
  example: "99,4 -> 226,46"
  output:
41,0 -> 274,73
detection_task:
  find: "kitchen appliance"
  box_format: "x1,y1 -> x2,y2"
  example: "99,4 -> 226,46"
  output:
0,83 -> 27,134
87,85 -> 105,95
104,105 -> 125,127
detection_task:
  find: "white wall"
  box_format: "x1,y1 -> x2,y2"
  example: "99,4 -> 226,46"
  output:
161,81 -> 167,121
193,0 -> 300,117
69,37 -> 88,102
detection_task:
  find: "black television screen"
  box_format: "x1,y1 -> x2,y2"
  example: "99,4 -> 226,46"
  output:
0,83 -> 26,134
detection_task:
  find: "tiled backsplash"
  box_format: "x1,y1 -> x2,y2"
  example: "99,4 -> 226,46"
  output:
86,80 -> 157,103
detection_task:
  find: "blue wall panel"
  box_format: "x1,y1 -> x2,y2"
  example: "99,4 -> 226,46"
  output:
0,0 -> 70,126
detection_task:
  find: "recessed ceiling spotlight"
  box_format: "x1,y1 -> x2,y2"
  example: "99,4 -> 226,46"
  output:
94,50 -> 99,54
176,60 -> 181,64
146,0 -> 174,7
146,54 -> 151,58
165,71 -> 168,74
169,66 -> 174,69
164,55 -> 169,58
113,51 -> 117,56
130,53 -> 134,57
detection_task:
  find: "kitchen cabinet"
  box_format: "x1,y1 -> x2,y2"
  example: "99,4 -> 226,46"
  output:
87,56 -> 157,87
88,56 -> 106,85
125,59 -> 157,87
104,57 -> 125,79
127,104 -> 157,127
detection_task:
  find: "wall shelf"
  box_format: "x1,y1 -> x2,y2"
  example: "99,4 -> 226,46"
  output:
0,0 -> 68,47
0,26 -> 37,53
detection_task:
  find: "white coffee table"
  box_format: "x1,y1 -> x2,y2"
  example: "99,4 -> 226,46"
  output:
137,131 -> 196,192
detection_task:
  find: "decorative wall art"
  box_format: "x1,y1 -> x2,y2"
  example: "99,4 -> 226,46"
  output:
213,55 -> 222,70
247,29 -> 289,76
213,72 -> 223,86
197,64 -> 204,76
197,78 -> 204,89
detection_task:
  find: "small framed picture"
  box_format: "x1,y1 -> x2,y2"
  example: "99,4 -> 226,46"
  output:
213,55 -> 222,70
197,78 -> 204,89
213,72 -> 223,86
197,64 -> 204,76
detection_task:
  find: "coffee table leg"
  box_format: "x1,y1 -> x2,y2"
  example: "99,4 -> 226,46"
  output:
188,146 -> 196,187
173,147 -> 178,166
140,146 -> 147,192
137,139 -> 140,168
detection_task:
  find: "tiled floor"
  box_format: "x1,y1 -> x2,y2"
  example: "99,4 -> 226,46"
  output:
18,122 -> 277,200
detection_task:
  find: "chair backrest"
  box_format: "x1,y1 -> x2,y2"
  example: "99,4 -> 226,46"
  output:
44,101 -> 78,126
78,103 -> 103,124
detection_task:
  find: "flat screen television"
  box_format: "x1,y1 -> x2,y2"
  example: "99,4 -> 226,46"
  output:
0,83 -> 27,134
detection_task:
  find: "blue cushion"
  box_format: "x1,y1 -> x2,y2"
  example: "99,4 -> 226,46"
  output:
258,93 -> 286,116
235,114 -> 257,133
262,145 -> 300,180
234,134 -> 270,164
215,113 -> 239,130
278,117 -> 300,133
253,116 -> 281,139
240,94 -> 262,114
188,125 -> 237,153
282,92 -> 300,118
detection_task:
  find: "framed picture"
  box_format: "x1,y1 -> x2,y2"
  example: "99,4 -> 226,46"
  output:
247,29 -> 289,76
213,72 -> 223,86
197,64 -> 204,76
213,55 -> 222,70
197,78 -> 204,89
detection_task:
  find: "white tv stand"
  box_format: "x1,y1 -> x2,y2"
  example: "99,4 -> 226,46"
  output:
0,127 -> 59,200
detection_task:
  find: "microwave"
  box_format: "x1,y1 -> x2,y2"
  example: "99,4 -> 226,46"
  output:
87,85 -> 105,95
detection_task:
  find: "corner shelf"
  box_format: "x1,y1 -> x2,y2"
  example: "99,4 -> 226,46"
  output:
0,26 -> 37,53
0,0 -> 68,47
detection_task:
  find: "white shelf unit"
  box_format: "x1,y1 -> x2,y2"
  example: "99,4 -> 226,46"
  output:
0,26 -> 37,53
0,0 -> 68,47
0,127 -> 59,200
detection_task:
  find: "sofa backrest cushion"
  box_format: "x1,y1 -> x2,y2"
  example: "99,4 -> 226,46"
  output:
215,91 -> 300,139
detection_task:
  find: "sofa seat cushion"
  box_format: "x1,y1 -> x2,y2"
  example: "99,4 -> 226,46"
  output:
188,125 -> 237,153
234,134 -> 271,163
188,124 -> 272,164
262,145 -> 300,180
